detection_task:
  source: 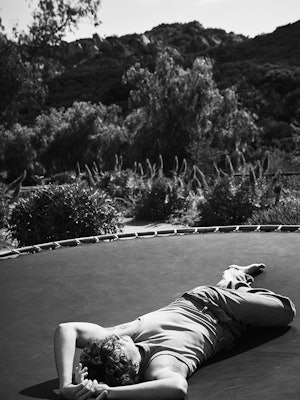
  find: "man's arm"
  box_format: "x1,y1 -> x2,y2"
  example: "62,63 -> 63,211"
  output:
95,355 -> 189,400
54,321 -> 138,398
95,368 -> 188,400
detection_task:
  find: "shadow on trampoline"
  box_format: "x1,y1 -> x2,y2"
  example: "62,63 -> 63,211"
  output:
204,325 -> 291,367
20,378 -> 60,400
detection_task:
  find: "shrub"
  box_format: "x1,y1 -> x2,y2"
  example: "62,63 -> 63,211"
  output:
248,200 -> 300,225
0,171 -> 27,229
8,183 -> 123,246
197,178 -> 255,226
134,175 -> 185,221
195,153 -> 284,226
0,197 -> 6,229
98,169 -> 141,199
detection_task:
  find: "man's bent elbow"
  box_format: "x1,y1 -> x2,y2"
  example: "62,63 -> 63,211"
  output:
172,377 -> 188,399
56,322 -> 71,330
54,323 -> 76,345
55,323 -> 75,336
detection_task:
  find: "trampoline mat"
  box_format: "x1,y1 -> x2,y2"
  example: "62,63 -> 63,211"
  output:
0,231 -> 299,400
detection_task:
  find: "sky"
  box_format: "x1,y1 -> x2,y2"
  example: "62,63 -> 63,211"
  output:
1,0 -> 300,41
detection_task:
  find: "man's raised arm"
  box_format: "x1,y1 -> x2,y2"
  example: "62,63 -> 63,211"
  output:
54,321 -> 139,399
54,322 -> 110,398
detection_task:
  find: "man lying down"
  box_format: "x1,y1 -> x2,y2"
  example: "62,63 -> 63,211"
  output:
54,263 -> 296,400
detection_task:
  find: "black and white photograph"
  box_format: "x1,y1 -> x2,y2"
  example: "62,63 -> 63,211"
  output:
1,1 -> 299,399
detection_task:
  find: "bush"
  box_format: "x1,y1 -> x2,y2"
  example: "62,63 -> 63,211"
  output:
194,152 -> 285,226
197,178 -> 255,226
0,171 -> 27,229
8,183 -> 123,246
97,169 -> 140,199
134,175 -> 185,221
0,197 -> 6,229
248,200 -> 300,225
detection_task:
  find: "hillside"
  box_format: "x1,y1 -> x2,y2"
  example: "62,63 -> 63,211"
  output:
209,20 -> 300,65
46,20 -> 300,140
47,21 -> 249,109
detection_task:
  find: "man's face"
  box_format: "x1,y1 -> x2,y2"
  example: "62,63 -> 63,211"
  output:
115,335 -> 140,368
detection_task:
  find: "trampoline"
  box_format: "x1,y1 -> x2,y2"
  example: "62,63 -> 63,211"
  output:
0,225 -> 299,400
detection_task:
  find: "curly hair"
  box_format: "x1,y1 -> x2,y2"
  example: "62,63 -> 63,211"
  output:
80,335 -> 140,387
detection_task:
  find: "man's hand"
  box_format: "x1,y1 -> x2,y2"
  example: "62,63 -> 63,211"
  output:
95,383 -> 109,400
61,380 -> 98,400
75,363 -> 88,384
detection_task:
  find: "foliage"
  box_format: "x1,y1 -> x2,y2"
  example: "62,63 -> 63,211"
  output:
196,153 -> 284,226
17,0 -> 101,52
0,42 -> 47,126
197,177 -> 255,226
37,101 -> 130,173
0,171 -> 27,229
8,183 -> 122,246
80,158 -> 143,216
0,101 -> 131,179
94,168 -> 141,200
213,61 -> 300,157
0,198 -> 6,229
0,0 -> 101,125
48,171 -> 77,185
82,155 -> 207,221
124,53 -> 260,172
249,200 -> 300,225
125,53 -> 214,167
80,152 -> 291,225
134,174 -> 186,221
1,124 -> 37,180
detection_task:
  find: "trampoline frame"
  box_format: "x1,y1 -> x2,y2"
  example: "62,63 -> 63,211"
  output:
1,224 -> 300,259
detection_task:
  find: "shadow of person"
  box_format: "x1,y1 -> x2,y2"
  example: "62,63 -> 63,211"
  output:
186,326 -> 291,400
20,378 -> 61,399
205,325 -> 291,366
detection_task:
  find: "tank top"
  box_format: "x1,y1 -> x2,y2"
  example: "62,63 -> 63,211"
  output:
131,297 -> 224,376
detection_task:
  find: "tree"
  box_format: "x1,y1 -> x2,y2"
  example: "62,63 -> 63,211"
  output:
124,53 -> 218,169
0,17 -> 4,32
124,52 -> 260,172
0,0 -> 102,125
34,102 -> 130,174
1,124 -> 37,180
18,0 -> 101,51
0,42 -> 47,126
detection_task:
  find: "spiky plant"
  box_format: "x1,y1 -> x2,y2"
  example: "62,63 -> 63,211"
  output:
0,171 -> 27,228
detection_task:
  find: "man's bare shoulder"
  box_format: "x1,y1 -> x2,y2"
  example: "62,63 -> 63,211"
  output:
108,319 -> 140,336
145,354 -> 189,380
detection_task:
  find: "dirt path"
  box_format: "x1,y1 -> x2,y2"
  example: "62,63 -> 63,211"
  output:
121,218 -> 186,233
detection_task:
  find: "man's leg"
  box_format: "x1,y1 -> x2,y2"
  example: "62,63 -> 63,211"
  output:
187,264 -> 296,328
